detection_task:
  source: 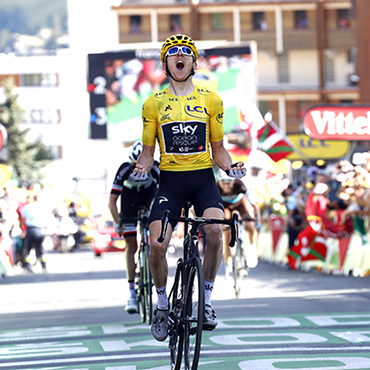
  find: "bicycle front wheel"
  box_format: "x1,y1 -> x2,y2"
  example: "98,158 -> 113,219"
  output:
183,257 -> 205,370
137,249 -> 146,324
143,245 -> 153,325
233,239 -> 246,298
170,265 -> 183,370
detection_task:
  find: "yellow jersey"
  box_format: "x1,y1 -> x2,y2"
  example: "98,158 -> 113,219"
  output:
142,86 -> 224,171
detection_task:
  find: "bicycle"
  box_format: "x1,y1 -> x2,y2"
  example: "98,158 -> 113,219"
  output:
229,217 -> 255,298
120,206 -> 153,325
158,201 -> 239,370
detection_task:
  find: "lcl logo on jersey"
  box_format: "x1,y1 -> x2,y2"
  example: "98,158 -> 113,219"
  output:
154,91 -> 168,98
216,112 -> 223,124
185,105 -> 210,119
197,88 -> 211,96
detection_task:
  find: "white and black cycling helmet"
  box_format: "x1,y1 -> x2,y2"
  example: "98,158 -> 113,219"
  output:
128,141 -> 143,162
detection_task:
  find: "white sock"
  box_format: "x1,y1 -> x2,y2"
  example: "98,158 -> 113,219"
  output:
129,282 -> 136,299
156,285 -> 169,309
204,280 -> 214,306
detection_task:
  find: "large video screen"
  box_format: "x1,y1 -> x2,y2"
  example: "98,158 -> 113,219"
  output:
88,43 -> 257,141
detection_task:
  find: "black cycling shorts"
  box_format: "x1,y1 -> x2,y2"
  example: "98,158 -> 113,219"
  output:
121,183 -> 157,236
150,168 -> 224,228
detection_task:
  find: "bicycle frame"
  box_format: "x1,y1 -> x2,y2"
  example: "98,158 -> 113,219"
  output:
120,207 -> 153,324
158,203 -> 239,370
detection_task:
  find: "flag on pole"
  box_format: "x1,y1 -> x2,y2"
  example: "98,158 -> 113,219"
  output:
256,120 -> 294,162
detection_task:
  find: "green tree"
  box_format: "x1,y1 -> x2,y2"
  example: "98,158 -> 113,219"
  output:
0,78 -> 54,187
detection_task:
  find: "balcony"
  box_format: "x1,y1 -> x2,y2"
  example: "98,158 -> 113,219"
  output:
241,30 -> 275,51
326,27 -> 357,49
283,29 -> 317,50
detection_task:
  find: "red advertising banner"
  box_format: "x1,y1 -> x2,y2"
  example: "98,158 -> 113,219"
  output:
338,236 -> 351,272
303,105 -> 370,140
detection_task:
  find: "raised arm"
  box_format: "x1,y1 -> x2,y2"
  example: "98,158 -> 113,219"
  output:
211,140 -> 245,178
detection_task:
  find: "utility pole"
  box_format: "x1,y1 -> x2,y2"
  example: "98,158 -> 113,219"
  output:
316,0 -> 327,103
356,0 -> 370,103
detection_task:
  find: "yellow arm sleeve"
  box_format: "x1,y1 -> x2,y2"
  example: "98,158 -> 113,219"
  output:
209,93 -> 224,143
142,97 -> 157,147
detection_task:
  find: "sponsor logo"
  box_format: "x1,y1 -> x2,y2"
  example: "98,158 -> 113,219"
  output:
161,121 -> 207,155
187,96 -> 196,101
185,105 -> 210,119
172,123 -> 198,135
197,88 -> 212,96
158,196 -> 168,204
165,104 -> 172,112
304,105 -> 370,140
216,112 -> 223,124
161,114 -> 171,121
154,91 -> 167,98
169,97 -> 178,101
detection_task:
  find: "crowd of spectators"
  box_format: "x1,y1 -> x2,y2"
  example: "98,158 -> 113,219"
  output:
2,154 -> 370,276
0,184 -> 91,277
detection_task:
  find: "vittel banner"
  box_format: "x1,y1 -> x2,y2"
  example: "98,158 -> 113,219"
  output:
303,105 -> 370,140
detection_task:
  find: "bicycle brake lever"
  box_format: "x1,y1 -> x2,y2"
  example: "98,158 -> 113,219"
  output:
229,212 -> 239,247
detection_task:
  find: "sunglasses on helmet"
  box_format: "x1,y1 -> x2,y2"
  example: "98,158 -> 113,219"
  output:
166,46 -> 194,58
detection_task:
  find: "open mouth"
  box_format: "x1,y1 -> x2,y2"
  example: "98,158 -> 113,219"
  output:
176,60 -> 185,71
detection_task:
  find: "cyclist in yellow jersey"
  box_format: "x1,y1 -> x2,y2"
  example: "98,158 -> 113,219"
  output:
131,34 -> 246,341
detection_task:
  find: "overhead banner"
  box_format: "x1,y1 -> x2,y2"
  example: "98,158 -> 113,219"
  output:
87,43 -> 257,141
303,105 -> 370,140
286,134 -> 350,160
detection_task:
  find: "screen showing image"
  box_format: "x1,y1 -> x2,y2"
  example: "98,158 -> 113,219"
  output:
88,43 -> 257,142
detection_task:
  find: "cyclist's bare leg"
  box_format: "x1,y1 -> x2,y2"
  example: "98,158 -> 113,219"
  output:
149,220 -> 173,289
202,207 -> 224,282
223,228 -> 233,267
125,235 -> 138,281
244,220 -> 256,245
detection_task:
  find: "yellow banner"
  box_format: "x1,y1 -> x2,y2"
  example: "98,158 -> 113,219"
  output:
287,134 -> 350,160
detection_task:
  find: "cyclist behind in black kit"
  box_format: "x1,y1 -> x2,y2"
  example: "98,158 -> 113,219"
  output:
108,141 -> 160,313
216,169 -> 261,277
130,34 -> 246,341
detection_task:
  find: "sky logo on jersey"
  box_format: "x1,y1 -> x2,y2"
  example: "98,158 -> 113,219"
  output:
185,105 -> 210,119
172,123 -> 198,135
161,121 -> 207,155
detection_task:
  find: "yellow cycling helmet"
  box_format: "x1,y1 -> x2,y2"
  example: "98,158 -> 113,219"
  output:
160,34 -> 198,63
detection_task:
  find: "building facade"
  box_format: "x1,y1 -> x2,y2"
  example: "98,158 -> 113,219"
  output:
88,0 -> 365,134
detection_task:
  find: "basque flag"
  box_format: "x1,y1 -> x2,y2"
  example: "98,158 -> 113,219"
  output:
256,120 -> 294,162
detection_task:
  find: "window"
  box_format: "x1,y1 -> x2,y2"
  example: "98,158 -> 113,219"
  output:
170,14 -> 183,33
21,73 -> 58,87
337,9 -> 351,28
253,12 -> 267,31
295,11 -> 308,29
130,15 -> 141,34
277,52 -> 289,83
211,14 -> 223,31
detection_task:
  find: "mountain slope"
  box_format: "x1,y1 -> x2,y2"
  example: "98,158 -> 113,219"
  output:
0,0 -> 67,35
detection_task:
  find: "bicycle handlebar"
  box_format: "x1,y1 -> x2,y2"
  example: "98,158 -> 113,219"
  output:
157,210 -> 239,247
